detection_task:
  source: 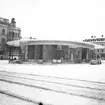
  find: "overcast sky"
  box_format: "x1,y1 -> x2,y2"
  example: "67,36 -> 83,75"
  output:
1,0 -> 105,41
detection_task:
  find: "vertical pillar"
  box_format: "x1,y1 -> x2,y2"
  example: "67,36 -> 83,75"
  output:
12,46 -> 13,59
86,49 -> 88,59
15,47 -> 18,56
67,46 -> 70,60
71,53 -> 73,60
34,45 -> 36,62
25,45 -> 28,61
19,47 -> 20,60
9,46 -> 11,59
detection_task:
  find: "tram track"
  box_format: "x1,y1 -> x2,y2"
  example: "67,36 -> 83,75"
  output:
1,70 -> 104,84
0,71 -> 105,101
0,73 -> 105,92
0,70 -> 105,91
0,89 -> 39,105
0,82 -> 52,105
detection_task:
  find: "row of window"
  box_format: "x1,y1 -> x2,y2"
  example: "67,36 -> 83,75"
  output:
83,38 -> 105,42
7,37 -> 20,41
6,31 -> 20,41
7,34 -> 20,38
0,29 -> 20,36
0,29 -> 5,35
9,31 -> 20,35
96,49 -> 105,53
7,31 -> 20,40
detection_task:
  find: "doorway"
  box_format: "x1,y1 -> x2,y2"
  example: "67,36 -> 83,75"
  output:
82,48 -> 87,60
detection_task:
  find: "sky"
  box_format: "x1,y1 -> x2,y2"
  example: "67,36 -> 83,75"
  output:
1,0 -> 105,41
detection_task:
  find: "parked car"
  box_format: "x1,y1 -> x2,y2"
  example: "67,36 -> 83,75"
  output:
90,59 -> 101,65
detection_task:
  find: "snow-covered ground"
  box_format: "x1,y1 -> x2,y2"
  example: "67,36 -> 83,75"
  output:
1,60 -> 105,105
0,93 -> 36,105
1,80 -> 105,105
0,60 -> 105,82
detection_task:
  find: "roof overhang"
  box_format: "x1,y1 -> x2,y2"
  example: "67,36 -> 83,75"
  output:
7,39 -> 95,49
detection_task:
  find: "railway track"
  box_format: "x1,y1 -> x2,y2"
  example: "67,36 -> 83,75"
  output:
0,90 -> 40,105
1,70 -> 105,91
0,70 -> 105,104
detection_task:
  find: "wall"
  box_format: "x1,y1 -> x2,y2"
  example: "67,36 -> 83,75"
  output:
43,45 -> 57,61
0,24 -> 8,35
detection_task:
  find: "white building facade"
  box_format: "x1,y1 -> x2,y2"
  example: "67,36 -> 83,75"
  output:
83,36 -> 105,59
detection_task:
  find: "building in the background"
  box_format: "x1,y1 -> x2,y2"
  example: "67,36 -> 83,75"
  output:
83,35 -> 105,59
0,17 -> 21,59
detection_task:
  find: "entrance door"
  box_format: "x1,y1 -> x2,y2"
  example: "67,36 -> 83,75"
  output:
35,45 -> 43,60
28,45 -> 35,59
82,48 -> 87,60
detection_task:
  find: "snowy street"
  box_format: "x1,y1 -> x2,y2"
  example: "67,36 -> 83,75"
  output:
0,60 -> 105,105
0,60 -> 105,82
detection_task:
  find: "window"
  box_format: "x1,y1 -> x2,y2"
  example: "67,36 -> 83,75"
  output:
11,32 -> 14,40
102,49 -> 104,52
97,50 -> 99,52
1,38 -> 6,44
101,38 -> 104,41
17,33 -> 20,38
90,39 -> 92,41
2,29 -> 5,35
92,39 -> 96,41
88,39 -> 91,42
96,39 -> 99,41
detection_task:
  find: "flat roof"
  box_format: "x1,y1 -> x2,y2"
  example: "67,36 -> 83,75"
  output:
20,40 -> 94,48
7,39 -> 94,49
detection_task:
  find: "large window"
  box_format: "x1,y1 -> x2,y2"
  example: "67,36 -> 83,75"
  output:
97,49 -> 99,52
8,32 -> 11,41
2,29 -> 5,35
102,49 -> 104,52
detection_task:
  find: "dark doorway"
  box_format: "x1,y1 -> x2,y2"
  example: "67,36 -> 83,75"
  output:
38,45 -> 43,59
28,45 -> 35,59
35,45 -> 43,60
97,55 -> 100,59
82,48 -> 87,60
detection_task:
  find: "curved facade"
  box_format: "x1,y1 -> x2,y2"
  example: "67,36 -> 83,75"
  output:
19,39 -> 95,63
